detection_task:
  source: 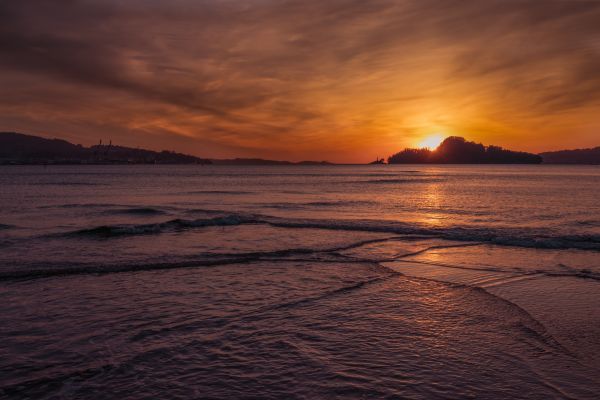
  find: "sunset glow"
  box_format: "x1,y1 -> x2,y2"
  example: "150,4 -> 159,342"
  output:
417,134 -> 445,150
0,0 -> 599,162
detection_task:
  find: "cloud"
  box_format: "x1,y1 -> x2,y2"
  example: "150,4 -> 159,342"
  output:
0,0 -> 599,161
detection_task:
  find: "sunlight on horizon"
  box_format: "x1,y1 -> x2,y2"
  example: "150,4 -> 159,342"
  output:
417,134 -> 445,149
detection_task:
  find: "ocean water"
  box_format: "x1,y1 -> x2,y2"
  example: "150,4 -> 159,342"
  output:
1,164 -> 599,399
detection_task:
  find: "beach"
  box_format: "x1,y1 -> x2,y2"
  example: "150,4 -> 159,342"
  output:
1,165 -> 599,399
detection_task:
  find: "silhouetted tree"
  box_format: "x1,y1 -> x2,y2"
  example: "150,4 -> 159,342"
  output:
388,136 -> 542,164
387,148 -> 432,163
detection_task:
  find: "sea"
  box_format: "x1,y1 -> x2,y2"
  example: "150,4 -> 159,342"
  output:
1,164 -> 599,399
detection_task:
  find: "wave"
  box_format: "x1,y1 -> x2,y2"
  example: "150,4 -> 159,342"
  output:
265,217 -> 600,251
186,190 -> 254,195
188,172 -> 425,178
109,207 -> 167,215
33,181 -> 107,186
437,279 -> 571,355
263,274 -> 398,313
183,208 -> 241,215
3,231 -> 598,282
394,258 -> 600,283
0,257 -> 247,280
44,210 -> 600,251
0,237 -> 398,280
68,215 -> 255,238
263,200 -> 376,209
360,178 -> 445,184
39,203 -> 125,209
305,200 -> 375,207
390,267 -> 589,361
37,204 -> 174,216
575,219 -> 600,227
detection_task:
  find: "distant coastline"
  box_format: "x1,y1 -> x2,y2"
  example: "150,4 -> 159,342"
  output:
0,132 -> 331,166
539,147 -> 600,164
1,131 -> 599,165
0,132 -> 212,165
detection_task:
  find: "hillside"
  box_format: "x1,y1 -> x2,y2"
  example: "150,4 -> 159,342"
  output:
0,132 -> 211,164
540,147 -> 600,164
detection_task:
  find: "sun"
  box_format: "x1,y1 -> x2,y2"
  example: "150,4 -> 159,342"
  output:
417,133 -> 445,149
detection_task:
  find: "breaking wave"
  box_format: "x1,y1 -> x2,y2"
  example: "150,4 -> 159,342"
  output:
68,215 -> 256,238
45,210 -> 600,251
265,217 -> 600,251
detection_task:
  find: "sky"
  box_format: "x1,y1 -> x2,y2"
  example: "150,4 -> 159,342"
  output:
1,0 -> 599,163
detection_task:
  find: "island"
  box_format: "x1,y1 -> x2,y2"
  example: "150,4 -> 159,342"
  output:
387,136 -> 542,164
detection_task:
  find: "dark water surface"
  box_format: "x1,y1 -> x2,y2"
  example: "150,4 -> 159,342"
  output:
1,165 -> 599,399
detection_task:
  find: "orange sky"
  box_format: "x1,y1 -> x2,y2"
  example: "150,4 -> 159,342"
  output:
1,0 -> 599,162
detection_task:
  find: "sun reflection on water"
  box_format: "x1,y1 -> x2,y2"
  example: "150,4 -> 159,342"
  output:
417,182 -> 447,228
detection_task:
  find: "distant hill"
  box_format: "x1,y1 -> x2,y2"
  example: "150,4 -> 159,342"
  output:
0,132 -> 211,164
0,132 -> 334,166
388,137 -> 542,164
540,147 -> 600,164
0,132 -> 85,159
